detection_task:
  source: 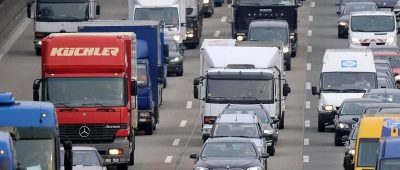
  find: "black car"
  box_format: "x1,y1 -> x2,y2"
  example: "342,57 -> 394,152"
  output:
342,124 -> 359,170
362,102 -> 400,115
332,98 -> 382,146
165,39 -> 184,76
190,137 -> 269,170
336,0 -> 375,15
363,88 -> 400,103
337,2 -> 378,38
218,104 -> 280,155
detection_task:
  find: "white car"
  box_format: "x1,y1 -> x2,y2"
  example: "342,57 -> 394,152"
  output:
348,11 -> 397,48
61,146 -> 106,170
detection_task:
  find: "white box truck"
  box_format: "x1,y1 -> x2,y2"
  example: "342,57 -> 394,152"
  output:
193,39 -> 291,141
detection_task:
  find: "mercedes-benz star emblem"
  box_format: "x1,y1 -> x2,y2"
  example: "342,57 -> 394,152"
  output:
79,126 -> 90,138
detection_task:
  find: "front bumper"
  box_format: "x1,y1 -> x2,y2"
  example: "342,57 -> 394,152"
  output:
338,25 -> 348,35
79,138 -> 132,165
335,128 -> 351,140
318,111 -> 335,125
167,63 -> 183,73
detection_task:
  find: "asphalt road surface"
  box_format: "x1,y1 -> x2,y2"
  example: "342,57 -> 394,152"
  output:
0,0 -> 385,169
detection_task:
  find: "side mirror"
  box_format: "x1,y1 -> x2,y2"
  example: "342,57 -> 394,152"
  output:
341,135 -> 349,142
63,141 -> 73,170
96,4 -> 101,16
331,110 -> 338,116
272,118 -> 280,123
181,23 -> 186,27
311,86 -> 320,95
193,86 -> 199,99
189,153 -> 198,159
352,117 -> 359,122
226,18 -> 233,24
33,79 -> 42,101
336,11 -> 341,15
193,78 -> 200,86
131,80 -> 137,96
203,133 -> 210,141
283,83 -> 291,97
27,2 -> 32,19
261,153 -> 270,159
164,45 -> 169,58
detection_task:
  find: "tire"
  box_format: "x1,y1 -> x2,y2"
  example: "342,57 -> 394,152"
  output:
204,12 -> 212,18
176,70 -> 183,76
285,57 -> 292,71
185,43 -> 197,49
318,116 -> 325,132
279,112 -> 285,129
163,80 -> 167,88
128,133 -> 135,165
116,164 -> 128,170
144,117 -> 154,135
264,159 -> 268,170
290,50 -> 296,58
338,32 -> 343,39
268,142 -> 276,156
334,132 -> 343,146
35,48 -> 41,56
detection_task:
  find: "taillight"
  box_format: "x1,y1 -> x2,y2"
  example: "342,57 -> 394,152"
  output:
204,116 -> 217,124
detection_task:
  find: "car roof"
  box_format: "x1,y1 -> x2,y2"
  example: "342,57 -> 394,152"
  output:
205,137 -> 253,143
249,19 -> 289,28
342,98 -> 382,103
367,88 -> 400,94
217,114 -> 258,123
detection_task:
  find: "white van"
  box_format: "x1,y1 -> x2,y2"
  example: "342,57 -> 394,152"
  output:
312,49 -> 377,132
348,11 -> 397,48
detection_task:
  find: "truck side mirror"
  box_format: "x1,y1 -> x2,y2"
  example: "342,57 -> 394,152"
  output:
96,4 -> 101,16
336,10 -> 341,15
131,80 -> 137,96
33,79 -> 41,101
164,45 -> 169,58
63,141 -> 73,170
193,86 -> 199,99
283,83 -> 291,97
27,2 -> 32,19
352,117 -> 359,122
311,86 -> 320,95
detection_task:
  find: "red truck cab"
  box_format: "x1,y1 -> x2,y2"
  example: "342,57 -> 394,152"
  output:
32,33 -> 137,169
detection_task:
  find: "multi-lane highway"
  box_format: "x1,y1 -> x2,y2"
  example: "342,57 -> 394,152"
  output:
0,0 -> 387,169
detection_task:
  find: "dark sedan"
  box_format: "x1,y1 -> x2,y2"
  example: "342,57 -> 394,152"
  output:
337,2 -> 378,38
332,98 -> 382,146
190,137 -> 269,170
342,124 -> 359,170
165,39 -> 184,76
363,88 -> 400,103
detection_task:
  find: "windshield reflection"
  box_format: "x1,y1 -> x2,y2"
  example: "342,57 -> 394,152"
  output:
322,72 -> 376,92
15,139 -> 55,170
37,3 -> 88,21
201,142 -> 257,157
134,8 -> 179,27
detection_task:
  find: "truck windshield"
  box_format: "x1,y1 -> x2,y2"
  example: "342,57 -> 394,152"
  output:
137,64 -> 148,86
213,123 -> 261,138
45,78 -> 126,107
380,159 -> 400,170
206,79 -> 274,103
248,27 -> 288,43
36,2 -> 89,21
351,15 -> 395,32
357,138 -> 379,167
15,139 -> 55,170
321,72 -> 376,92
237,0 -> 295,6
134,8 -> 179,27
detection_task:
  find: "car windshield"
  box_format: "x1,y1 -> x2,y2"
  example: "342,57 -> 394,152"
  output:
224,109 -> 270,123
364,92 -> 400,103
207,79 -> 274,102
248,27 -> 288,43
15,139 -> 55,170
134,7 -> 179,27
45,78 -> 126,107
357,139 -> 380,167
165,40 -> 178,51
380,159 -> 400,170
37,2 -> 88,21
321,72 -> 376,92
341,102 -> 372,115
364,107 -> 380,114
137,64 -> 148,86
237,0 -> 295,6
351,15 -> 395,32
213,123 -> 260,138
375,56 -> 400,68
343,4 -> 377,15
61,150 -> 100,166
201,142 -> 257,157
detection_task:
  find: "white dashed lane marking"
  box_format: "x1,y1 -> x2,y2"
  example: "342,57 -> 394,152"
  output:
304,138 -> 310,145
213,30 -> 221,37
173,138 -> 180,146
165,156 -> 173,163
306,82 -> 311,90
311,1 -> 315,7
180,120 -> 187,127
307,63 -> 311,71
307,46 -> 312,53
305,101 -> 310,109
305,120 -> 310,127
309,16 -> 313,22
221,16 -> 227,22
186,101 -> 193,109
303,155 -> 310,163
308,30 -> 312,37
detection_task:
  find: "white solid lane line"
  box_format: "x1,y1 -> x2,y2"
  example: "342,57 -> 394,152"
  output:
179,120 -> 187,127
186,101 -> 193,109
0,18 -> 32,60
172,138 -> 180,146
165,156 -> 173,163
213,30 -> 221,38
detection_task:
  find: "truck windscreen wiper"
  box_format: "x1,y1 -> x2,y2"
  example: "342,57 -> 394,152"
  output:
322,88 -> 344,92
54,102 -> 79,112
82,103 -> 116,111
232,96 -> 264,103
341,89 -> 366,92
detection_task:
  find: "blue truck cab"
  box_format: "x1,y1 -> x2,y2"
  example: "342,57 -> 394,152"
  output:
376,137 -> 400,170
79,20 -> 169,135
0,92 -> 72,170
0,131 -> 16,170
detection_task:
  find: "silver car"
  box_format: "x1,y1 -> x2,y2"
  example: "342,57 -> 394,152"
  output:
61,146 -> 106,170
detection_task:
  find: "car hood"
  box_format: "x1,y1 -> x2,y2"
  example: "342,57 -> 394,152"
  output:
319,93 -> 364,109
375,0 -> 397,7
196,157 -> 261,168
338,115 -> 360,124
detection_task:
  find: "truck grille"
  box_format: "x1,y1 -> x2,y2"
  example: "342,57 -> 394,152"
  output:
361,43 -> 385,46
59,124 -> 119,144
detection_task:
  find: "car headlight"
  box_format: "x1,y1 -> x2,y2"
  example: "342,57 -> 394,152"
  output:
140,112 -> 151,117
173,35 -> 181,42
351,37 -> 360,44
237,35 -> 245,41
339,123 -> 350,129
290,35 -> 295,40
386,37 -> 395,45
203,0 -> 210,3
38,40 -> 42,45
263,129 -> 274,135
282,46 -> 289,53
247,166 -> 262,170
322,105 -> 335,111
349,149 -> 355,155
395,75 -> 400,80
195,167 -> 209,170
339,21 -> 347,26
171,57 -> 181,62
186,32 -> 194,38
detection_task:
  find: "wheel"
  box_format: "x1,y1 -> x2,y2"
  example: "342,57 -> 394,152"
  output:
279,112 -> 285,129
268,142 -> 276,156
35,48 -> 41,56
176,70 -> 183,76
163,80 -> 167,88
144,117 -> 154,135
290,50 -> 296,58
128,133 -> 135,165
318,116 -> 325,132
334,132 -> 343,146
116,164 -> 128,170
285,59 -> 291,71
204,12 -> 212,18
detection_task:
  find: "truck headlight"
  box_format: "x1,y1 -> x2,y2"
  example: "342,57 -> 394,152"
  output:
171,57 -> 181,62
173,35 -> 181,42
195,167 -> 209,170
109,149 -> 123,155
247,167 -> 262,170
349,149 -> 355,155
283,46 -> 289,53
140,112 -> 151,117
237,35 -> 245,41
203,0 -> 210,3
186,32 -> 194,38
386,37 -> 395,45
339,123 -> 350,129
351,37 -> 360,44
339,21 -> 347,26
263,129 -> 274,135
322,105 -> 335,111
